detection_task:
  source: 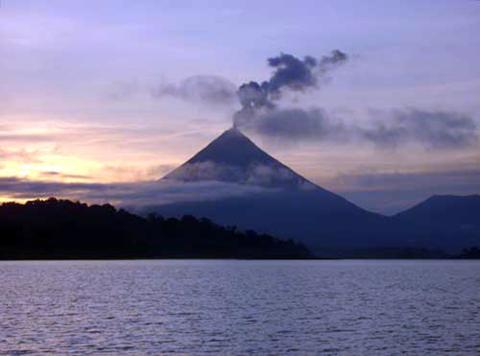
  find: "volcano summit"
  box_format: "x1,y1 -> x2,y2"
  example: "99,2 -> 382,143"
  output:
165,127 -> 311,189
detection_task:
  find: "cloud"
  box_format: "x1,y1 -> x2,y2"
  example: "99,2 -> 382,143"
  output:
362,109 -> 478,149
0,148 -> 40,163
233,50 -> 349,128
243,107 -> 478,149
266,53 -> 318,95
151,75 -> 237,105
165,161 -> 314,189
37,171 -> 91,180
0,177 -> 107,202
230,52 -> 477,151
3,168 -> 478,216
0,133 -> 59,143
247,108 -> 346,141
0,177 -> 271,208
335,169 -> 480,192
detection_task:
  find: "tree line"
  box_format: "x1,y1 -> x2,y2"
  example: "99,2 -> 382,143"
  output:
0,198 -> 311,259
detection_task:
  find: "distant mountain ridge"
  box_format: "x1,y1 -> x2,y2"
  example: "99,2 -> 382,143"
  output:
391,194 -> 480,250
394,194 -> 480,223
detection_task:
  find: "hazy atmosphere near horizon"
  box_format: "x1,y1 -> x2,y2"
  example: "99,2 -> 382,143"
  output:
1,0 -> 479,214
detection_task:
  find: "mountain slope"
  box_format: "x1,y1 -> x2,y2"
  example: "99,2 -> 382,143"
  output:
391,195 -> 480,250
165,127 -> 311,189
155,128 -> 392,253
153,189 -> 392,251
151,128 -> 480,254
394,195 -> 480,224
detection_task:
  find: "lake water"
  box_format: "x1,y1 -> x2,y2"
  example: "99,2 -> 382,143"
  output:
1,260 -> 479,355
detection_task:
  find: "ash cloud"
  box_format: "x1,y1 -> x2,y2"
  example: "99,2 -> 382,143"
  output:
152,75 -> 237,105
250,108 -> 346,141
243,107 -> 478,149
362,110 -> 478,149
233,50 -> 348,128
231,51 -> 477,150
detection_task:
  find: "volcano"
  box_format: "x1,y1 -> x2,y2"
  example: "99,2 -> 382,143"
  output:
165,127 -> 311,189
145,128 -> 480,256
153,128 -> 394,254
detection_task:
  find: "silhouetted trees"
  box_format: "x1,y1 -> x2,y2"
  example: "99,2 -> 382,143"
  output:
459,247 -> 480,259
0,198 -> 311,259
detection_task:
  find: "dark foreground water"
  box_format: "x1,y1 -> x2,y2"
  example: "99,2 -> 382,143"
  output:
1,260 -> 479,355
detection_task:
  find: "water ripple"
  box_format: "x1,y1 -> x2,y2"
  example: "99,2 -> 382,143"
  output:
1,260 -> 479,355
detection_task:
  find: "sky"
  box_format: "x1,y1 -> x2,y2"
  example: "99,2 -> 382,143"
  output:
1,0 -> 479,214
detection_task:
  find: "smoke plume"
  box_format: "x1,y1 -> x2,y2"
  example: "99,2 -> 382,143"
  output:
231,51 -> 477,150
246,107 -> 478,149
152,75 -> 237,105
233,50 -> 348,128
362,109 -> 478,149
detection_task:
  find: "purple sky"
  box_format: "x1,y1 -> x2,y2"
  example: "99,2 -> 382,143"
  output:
1,0 -> 479,214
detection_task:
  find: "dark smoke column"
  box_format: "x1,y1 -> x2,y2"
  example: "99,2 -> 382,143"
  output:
233,50 -> 349,129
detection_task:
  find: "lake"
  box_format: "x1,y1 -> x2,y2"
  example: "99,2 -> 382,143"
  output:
1,260 -> 479,355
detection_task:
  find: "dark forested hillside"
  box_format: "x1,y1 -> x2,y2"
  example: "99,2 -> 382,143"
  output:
0,198 -> 311,259
391,195 -> 480,251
